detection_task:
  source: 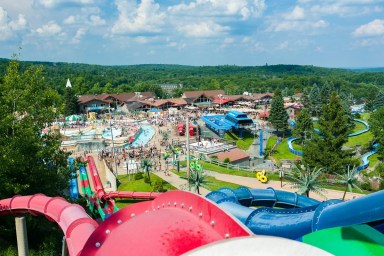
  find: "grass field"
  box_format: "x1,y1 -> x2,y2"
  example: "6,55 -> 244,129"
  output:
224,130 -> 254,150
171,170 -> 245,191
266,136 -> 299,164
115,173 -> 177,208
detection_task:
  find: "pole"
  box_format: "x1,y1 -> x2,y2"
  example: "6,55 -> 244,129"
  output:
186,116 -> 191,191
62,236 -> 68,256
108,104 -> 118,177
15,217 -> 29,256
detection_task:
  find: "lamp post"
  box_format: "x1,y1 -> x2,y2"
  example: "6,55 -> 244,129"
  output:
279,170 -> 284,188
108,104 -> 119,177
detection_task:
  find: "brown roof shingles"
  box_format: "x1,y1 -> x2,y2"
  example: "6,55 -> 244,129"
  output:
216,148 -> 249,162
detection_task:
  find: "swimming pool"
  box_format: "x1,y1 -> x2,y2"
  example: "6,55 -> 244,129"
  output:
126,125 -> 155,148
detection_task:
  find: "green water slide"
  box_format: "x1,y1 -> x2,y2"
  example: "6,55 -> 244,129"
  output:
303,225 -> 384,255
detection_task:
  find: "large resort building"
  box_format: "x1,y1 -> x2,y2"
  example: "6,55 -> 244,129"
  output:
78,90 -> 275,114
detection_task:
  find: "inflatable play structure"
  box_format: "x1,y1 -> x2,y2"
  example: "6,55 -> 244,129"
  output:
288,119 -> 378,170
1,156 -> 384,255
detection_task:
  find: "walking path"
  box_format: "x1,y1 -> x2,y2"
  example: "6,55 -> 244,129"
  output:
153,170 -> 363,201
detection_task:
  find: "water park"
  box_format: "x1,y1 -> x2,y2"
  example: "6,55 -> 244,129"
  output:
1,107 -> 384,256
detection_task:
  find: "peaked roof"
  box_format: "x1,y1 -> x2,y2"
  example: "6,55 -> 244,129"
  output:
182,90 -> 225,99
66,79 -> 72,88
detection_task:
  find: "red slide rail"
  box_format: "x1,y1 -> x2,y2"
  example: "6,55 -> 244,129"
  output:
0,194 -> 98,256
105,191 -> 160,200
87,155 -> 106,200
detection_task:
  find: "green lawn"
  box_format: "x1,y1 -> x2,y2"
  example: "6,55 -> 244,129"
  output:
224,130 -> 254,150
267,137 -> 300,164
171,170 -> 245,191
179,160 -> 256,177
115,173 -> 177,208
346,120 -> 374,147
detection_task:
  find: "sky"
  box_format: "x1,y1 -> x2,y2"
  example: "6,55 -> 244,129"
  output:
0,0 -> 383,68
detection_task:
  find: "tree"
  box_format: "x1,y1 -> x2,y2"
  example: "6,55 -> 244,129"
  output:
374,90 -> 384,110
286,165 -> 326,198
268,88 -> 289,134
141,159 -> 153,185
308,85 -> 322,116
0,59 -> 71,252
369,106 -> 384,158
63,85 -> 79,116
336,166 -> 362,200
292,108 -> 313,144
303,92 -> 354,173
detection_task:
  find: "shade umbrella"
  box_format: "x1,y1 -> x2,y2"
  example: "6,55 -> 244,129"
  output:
65,115 -> 83,121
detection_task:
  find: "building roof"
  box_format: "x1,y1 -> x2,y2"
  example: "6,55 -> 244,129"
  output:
78,92 -> 155,104
78,95 -> 112,104
216,148 -> 249,162
182,90 -> 225,99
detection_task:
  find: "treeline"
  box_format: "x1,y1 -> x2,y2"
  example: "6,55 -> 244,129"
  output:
0,58 -> 383,100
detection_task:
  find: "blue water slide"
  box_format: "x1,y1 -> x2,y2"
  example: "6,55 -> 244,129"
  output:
68,157 -> 79,199
288,119 -> 377,170
207,187 -> 384,240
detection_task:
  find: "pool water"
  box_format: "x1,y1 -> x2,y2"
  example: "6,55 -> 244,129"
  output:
127,125 -> 155,148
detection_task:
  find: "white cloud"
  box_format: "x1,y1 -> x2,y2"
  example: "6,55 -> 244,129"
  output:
353,19 -> 384,37
9,14 -> 27,31
0,7 -> 28,41
34,0 -> 95,8
309,1 -> 383,17
88,15 -> 106,26
35,20 -> 62,36
111,0 -> 165,34
63,15 -> 76,24
177,21 -> 230,38
169,0 -> 266,20
70,27 -> 87,44
285,6 -> 305,20
0,7 -> 13,41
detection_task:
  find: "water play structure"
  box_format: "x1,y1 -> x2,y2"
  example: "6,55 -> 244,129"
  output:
288,119 -> 378,170
200,110 -> 253,137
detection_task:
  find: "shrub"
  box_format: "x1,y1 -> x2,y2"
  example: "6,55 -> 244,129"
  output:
223,157 -> 230,163
153,180 -> 167,192
134,172 -> 144,180
143,176 -> 150,184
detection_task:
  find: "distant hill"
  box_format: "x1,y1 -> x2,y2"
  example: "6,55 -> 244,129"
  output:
0,58 -> 383,101
348,67 -> 384,73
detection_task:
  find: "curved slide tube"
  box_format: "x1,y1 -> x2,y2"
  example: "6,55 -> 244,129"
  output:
207,187 -> 384,239
288,119 -> 377,170
0,194 -> 98,256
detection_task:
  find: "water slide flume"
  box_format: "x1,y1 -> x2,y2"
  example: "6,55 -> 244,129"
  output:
0,194 -> 97,256
206,187 -> 384,239
0,191 -> 251,256
288,119 -> 377,170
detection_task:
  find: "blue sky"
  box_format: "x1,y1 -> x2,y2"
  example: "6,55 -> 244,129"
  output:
0,0 -> 383,67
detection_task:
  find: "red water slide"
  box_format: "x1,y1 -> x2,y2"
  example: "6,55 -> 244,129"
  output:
0,191 -> 251,256
87,155 -> 161,202
0,194 -> 98,256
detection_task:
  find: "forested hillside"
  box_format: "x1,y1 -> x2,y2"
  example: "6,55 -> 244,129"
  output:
0,58 -> 383,100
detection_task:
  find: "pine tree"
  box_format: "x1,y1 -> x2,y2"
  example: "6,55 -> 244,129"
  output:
369,106 -> 384,158
308,85 -> 322,116
374,90 -> 384,110
292,108 -> 313,143
303,92 -> 354,174
268,88 -> 289,134
63,86 -> 79,116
